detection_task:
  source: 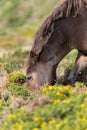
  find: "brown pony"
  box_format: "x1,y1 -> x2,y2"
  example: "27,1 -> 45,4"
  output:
26,0 -> 87,91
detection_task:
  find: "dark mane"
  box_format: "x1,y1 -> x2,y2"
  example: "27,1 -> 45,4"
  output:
29,0 -> 87,62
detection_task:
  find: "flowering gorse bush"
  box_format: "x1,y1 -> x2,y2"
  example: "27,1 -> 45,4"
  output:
8,71 -> 26,84
1,83 -> 87,130
4,71 -> 34,100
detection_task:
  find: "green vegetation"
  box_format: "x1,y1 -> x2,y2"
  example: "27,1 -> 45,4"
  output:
8,71 -> 26,84
1,85 -> 87,130
0,0 -> 87,130
0,0 -> 58,37
0,49 -> 28,72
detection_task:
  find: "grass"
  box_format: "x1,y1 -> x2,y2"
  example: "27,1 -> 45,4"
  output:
0,49 -> 28,72
0,0 -> 59,36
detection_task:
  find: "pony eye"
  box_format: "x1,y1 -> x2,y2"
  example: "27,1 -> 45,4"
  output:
26,76 -> 33,81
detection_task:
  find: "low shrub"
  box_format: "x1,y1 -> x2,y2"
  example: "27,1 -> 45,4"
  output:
1,84 -> 87,130
8,71 -> 26,84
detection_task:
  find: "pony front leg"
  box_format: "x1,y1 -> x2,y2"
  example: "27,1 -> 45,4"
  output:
68,51 -> 87,86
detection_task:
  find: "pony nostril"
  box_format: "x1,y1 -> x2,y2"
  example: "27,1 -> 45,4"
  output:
26,76 -> 33,81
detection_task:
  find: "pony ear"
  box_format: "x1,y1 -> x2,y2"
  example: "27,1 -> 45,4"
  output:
30,51 -> 39,62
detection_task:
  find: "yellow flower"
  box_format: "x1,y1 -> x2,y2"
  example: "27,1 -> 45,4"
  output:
57,92 -> 64,97
65,85 -> 74,92
55,123 -> 61,128
42,87 -> 47,92
58,86 -> 63,91
12,114 -> 17,119
0,99 -> 3,104
32,128 -> 38,130
48,86 -> 54,90
34,117 -> 40,122
65,85 -> 71,89
80,104 -> 85,108
15,122 -> 19,126
41,122 -> 46,127
48,119 -> 55,124
82,116 -> 87,122
18,126 -> 22,130
53,99 -> 60,105
8,114 -> 13,119
8,114 -> 16,119
63,99 -> 70,104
